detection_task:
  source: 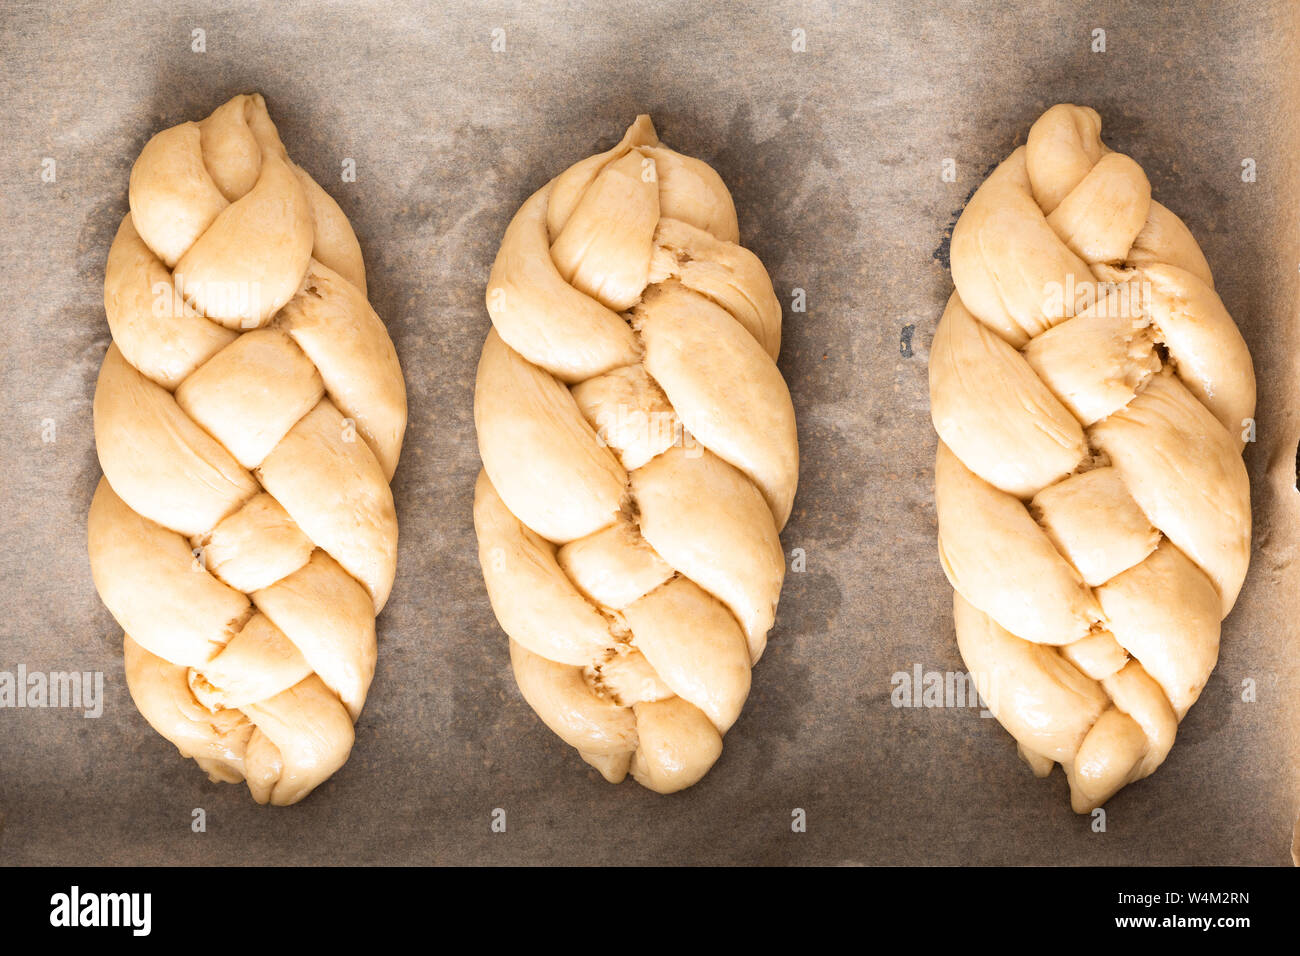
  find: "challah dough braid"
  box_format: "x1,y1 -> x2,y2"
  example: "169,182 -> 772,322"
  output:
931,104 -> 1254,812
88,94 -> 406,805
473,116 -> 797,793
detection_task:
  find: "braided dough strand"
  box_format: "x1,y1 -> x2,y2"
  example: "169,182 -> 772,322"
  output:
89,94 -> 406,805
474,116 -> 797,793
932,104 -> 1254,812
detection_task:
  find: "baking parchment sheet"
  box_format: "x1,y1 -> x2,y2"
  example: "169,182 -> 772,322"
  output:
0,0 -> 1296,865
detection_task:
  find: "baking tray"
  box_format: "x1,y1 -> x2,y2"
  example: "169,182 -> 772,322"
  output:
0,0 -> 1296,865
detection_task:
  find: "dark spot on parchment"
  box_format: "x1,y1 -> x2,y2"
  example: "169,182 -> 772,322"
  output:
931,161 -> 997,270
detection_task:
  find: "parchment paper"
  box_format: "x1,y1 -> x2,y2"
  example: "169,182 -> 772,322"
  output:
1,0 -> 1296,866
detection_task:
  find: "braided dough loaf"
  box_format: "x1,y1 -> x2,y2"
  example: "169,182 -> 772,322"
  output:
473,116 -> 797,793
88,94 -> 406,805
931,104 -> 1254,812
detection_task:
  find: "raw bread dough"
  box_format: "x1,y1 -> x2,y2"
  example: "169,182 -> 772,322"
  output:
473,116 -> 797,793
931,104 -> 1254,812
88,94 -> 406,806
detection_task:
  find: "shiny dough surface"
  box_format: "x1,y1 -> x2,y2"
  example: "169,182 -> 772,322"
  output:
474,116 -> 797,793
931,104 -> 1253,812
89,93 -> 406,805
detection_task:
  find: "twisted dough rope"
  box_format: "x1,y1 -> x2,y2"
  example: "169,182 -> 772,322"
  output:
473,116 -> 797,793
87,94 -> 406,805
931,104 -> 1255,812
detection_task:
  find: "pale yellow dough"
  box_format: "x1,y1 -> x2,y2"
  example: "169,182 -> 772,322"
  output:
89,94 -> 406,805
931,104 -> 1254,812
474,116 -> 797,793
